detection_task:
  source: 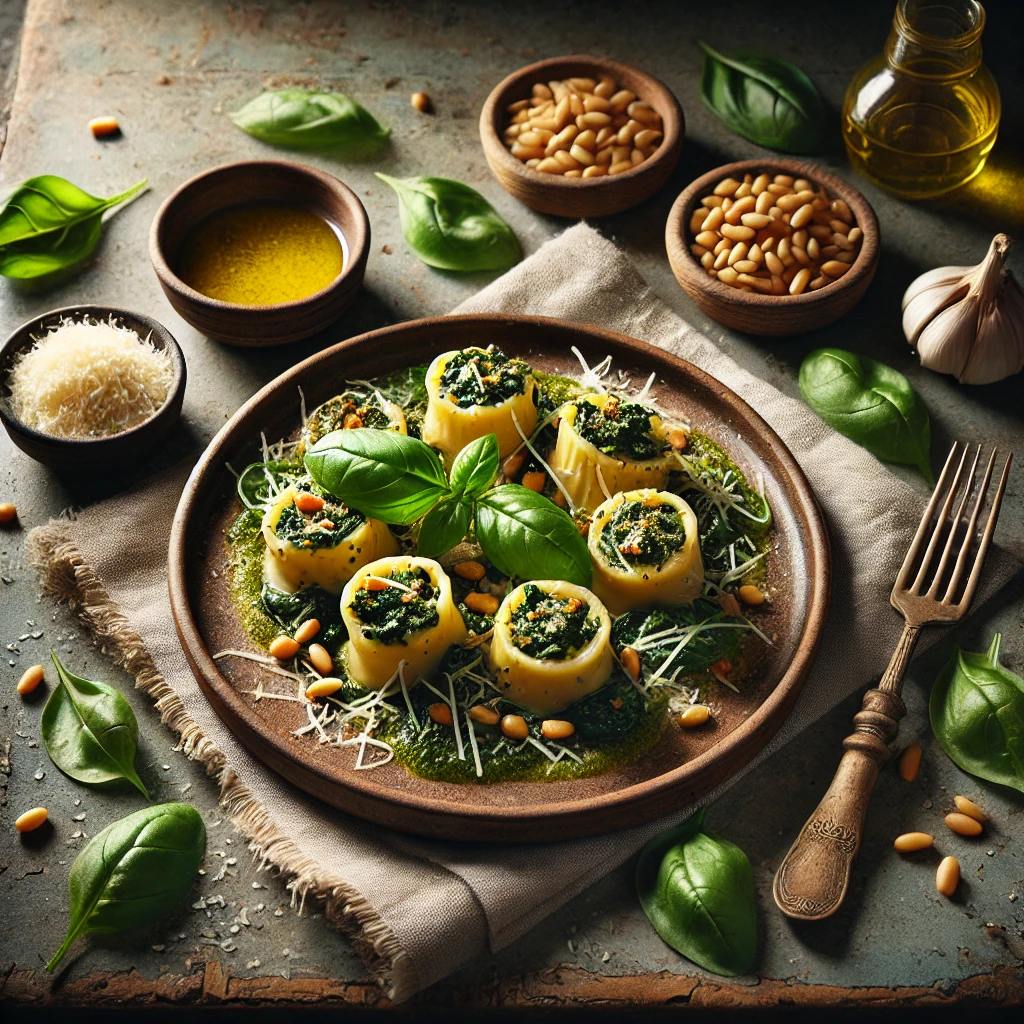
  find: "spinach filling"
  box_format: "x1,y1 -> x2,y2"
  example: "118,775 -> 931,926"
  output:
508,583 -> 599,661
574,396 -> 664,461
303,391 -> 396,449
275,488 -> 365,550
438,346 -> 530,408
349,567 -> 439,644
261,583 -> 347,647
598,498 -> 686,569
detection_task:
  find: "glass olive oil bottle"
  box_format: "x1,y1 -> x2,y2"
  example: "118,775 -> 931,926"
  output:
842,0 -> 1000,199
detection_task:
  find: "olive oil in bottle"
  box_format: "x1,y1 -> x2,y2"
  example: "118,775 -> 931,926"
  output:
842,0 -> 1000,200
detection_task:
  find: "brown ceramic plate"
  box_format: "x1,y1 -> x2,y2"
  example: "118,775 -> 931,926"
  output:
169,315 -> 830,842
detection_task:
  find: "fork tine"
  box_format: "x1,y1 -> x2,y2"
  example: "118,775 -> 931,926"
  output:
928,444 -> 982,598
909,443 -> 969,595
955,451 -> 1012,610
943,447 -> 995,603
893,442 -> 959,594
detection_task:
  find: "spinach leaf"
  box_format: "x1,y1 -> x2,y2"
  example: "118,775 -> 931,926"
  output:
930,634 -> 1024,793
375,173 -> 521,272
636,809 -> 758,977
261,583 -> 347,647
305,427 -> 449,525
230,89 -> 389,151
475,484 -> 591,587
799,348 -> 933,483
450,434 -> 500,500
42,652 -> 150,799
417,495 -> 473,558
47,802 -> 205,972
698,42 -> 824,152
0,175 -> 147,279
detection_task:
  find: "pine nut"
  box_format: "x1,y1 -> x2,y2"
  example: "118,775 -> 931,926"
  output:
727,242 -> 748,266
701,195 -> 724,209
894,831 -> 933,852
533,83 -> 553,100
752,173 -> 771,194
464,591 -> 500,616
595,147 -> 613,166
713,250 -> 730,270
724,196 -> 755,223
542,719 -> 575,740
546,125 -> 578,153
411,92 -> 432,114
721,223 -> 755,242
792,246 -> 811,266
608,160 -> 633,175
678,705 -> 711,728
594,79 -> 615,99
15,807 -> 48,833
765,251 -> 784,275
717,267 -> 739,285
509,98 -> 530,112
293,619 -> 321,644
737,584 -> 764,605
831,198 -> 853,222
269,636 -> 300,660
754,190 -> 774,215
308,644 -> 333,675
569,143 -> 595,166
847,226 -> 863,244
554,149 -> 580,170
810,275 -> 828,290
633,128 -> 662,149
740,213 -> 772,229
577,112 -> 611,130
953,795 -> 987,822
774,174 -> 795,186
821,260 -> 851,278
511,143 -> 545,161
789,268 -> 811,294
469,705 -> 500,726
807,237 -> 820,261
936,855 -> 960,896
620,646 -> 641,682
898,742 -> 923,781
766,182 -> 792,195
89,115 -> 120,138
521,470 -> 546,492
666,428 -> 688,450
583,95 -> 611,113
695,230 -> 720,249
609,89 -> 635,112
945,812 -> 983,836
790,204 -> 814,229
17,664 -> 44,695
305,678 -> 344,700
776,190 -> 815,212
429,703 -> 453,726
733,259 -> 758,273
702,207 -> 725,232
713,177 -> 741,196
718,591 -> 741,617
0,502 -> 16,523
575,128 -> 597,150
454,560 -> 486,581
501,714 -> 529,740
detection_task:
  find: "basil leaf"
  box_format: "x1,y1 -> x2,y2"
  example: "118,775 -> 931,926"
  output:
698,41 -> 824,152
636,809 -> 758,977
374,173 -> 521,272
450,434 -> 500,500
47,802 -> 205,972
799,348 -> 933,483
930,634 -> 1024,793
417,496 -> 473,558
0,175 -> 147,279
304,427 -> 449,525
42,652 -> 150,800
475,484 -> 591,587
230,89 -> 389,151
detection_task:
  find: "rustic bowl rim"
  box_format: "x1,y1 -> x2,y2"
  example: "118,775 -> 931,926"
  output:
148,159 -> 370,316
479,53 -> 684,191
0,303 -> 186,453
665,157 -> 880,310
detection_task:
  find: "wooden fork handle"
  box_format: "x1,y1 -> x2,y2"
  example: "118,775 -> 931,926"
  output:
773,687 -> 906,920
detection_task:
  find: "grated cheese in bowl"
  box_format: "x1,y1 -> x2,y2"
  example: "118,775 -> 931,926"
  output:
7,316 -> 175,438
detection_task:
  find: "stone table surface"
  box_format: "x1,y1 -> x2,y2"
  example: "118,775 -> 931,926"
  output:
1,0 -> 1022,1014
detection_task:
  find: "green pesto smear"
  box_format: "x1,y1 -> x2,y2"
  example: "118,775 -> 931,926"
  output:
439,346 -> 530,408
574,395 -> 664,461
508,583 -> 599,660
597,497 -> 686,569
275,488 -> 365,550
302,391 -> 396,450
348,567 -> 439,644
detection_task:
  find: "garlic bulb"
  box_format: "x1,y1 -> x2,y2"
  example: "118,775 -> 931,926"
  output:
902,233 -> 1024,385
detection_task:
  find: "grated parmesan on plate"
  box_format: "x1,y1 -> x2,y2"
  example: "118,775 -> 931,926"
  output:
8,316 -> 175,439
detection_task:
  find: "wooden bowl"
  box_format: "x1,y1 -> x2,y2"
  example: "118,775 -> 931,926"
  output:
168,315 -> 831,842
666,159 -> 880,336
149,160 -> 370,347
0,305 -> 186,475
480,55 -> 684,218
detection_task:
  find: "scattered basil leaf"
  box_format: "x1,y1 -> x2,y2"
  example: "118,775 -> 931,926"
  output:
449,434 -> 500,500
475,484 -> 591,587
698,41 -> 825,152
42,652 -> 150,800
374,173 -> 521,272
304,427 -> 449,525
0,175 -> 147,280
799,348 -> 933,483
930,634 -> 1024,793
230,89 -> 389,151
417,495 -> 473,558
47,802 -> 205,972
636,808 -> 758,977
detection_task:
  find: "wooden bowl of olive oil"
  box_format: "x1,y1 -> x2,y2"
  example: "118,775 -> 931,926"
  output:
149,161 -> 370,347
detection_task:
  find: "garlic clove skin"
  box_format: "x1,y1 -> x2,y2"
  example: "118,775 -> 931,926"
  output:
903,233 -> 1024,385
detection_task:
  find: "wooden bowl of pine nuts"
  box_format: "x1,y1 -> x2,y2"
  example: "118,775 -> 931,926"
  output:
480,55 -> 684,218
666,159 -> 879,336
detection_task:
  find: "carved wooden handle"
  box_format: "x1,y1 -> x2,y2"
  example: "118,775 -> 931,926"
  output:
773,686 -> 907,920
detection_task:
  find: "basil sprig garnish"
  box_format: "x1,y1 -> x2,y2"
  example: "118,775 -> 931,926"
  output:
698,41 -> 825,153
930,634 -> 1024,793
0,175 -> 147,280
47,803 -> 206,972
374,173 -> 521,272
42,652 -> 150,799
636,808 -> 758,977
305,429 -> 590,586
799,348 -> 933,483
230,88 -> 389,151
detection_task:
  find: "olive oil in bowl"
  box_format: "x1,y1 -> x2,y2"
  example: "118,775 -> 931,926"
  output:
178,204 -> 345,305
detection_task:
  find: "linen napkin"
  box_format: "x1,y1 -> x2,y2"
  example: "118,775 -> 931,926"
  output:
29,223 -> 1017,1001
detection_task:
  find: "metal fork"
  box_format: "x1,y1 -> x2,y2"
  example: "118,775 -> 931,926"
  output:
773,441 -> 1012,921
